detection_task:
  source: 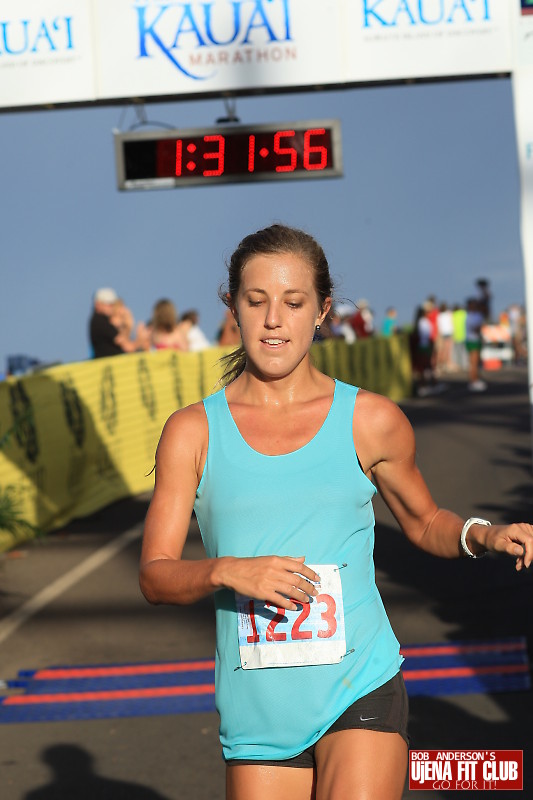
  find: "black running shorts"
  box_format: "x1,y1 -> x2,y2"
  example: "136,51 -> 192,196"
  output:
226,671 -> 409,769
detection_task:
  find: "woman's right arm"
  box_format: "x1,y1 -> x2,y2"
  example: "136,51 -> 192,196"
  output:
140,404 -> 218,605
139,404 -> 318,609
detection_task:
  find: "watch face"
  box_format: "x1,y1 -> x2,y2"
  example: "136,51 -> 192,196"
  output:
116,120 -> 342,189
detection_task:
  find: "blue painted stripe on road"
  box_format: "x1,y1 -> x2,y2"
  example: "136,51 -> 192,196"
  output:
1,638 -> 529,724
402,650 -> 530,670
6,669 -> 216,695
0,693 -> 216,724
406,672 -> 530,696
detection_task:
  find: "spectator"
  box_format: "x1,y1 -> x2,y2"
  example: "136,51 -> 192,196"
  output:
381,307 -> 398,337
476,278 -> 492,322
348,299 -> 374,339
148,299 -> 189,351
89,288 -> 148,358
436,302 -> 454,373
508,303 -> 527,364
465,298 -> 487,392
111,298 -> 135,339
452,303 -> 468,371
327,309 -> 344,339
417,302 -> 434,366
180,310 -> 211,352
410,302 -> 442,396
217,309 -> 241,346
424,296 -> 439,343
334,304 -> 356,344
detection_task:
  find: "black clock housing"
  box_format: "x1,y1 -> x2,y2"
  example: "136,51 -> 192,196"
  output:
114,119 -> 342,190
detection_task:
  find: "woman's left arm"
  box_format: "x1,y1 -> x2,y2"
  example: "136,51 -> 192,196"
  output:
357,392 -> 533,570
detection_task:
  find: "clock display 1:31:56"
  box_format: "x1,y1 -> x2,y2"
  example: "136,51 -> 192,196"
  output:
160,127 -> 333,178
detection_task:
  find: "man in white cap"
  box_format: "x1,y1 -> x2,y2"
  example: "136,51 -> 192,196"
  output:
348,298 -> 374,339
89,288 -> 141,358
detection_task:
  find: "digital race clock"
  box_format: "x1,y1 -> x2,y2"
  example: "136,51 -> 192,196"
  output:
114,119 -> 342,190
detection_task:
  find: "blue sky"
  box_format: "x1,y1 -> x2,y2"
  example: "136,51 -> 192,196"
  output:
0,77 -> 525,372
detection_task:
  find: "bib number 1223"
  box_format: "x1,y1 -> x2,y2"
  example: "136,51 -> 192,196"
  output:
235,563 -> 346,669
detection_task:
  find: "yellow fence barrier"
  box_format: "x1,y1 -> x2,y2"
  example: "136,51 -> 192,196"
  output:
0,336 -> 411,551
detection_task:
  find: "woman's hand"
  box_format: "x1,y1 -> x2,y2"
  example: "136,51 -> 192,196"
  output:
214,556 -> 320,611
481,524 -> 533,571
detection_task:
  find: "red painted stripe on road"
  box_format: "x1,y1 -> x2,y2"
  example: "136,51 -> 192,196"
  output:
401,642 -> 525,658
403,664 -> 528,681
4,683 -> 215,706
28,642 -> 527,681
7,666 -> 526,705
33,661 -> 216,680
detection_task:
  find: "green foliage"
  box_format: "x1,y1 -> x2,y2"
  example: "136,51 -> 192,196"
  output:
0,416 -> 40,543
0,424 -> 15,451
0,486 -> 38,539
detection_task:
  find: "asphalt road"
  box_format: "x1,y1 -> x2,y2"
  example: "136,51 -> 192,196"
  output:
0,367 -> 531,800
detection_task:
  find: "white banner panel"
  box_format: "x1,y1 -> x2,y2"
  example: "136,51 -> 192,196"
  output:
93,0 -> 345,100
345,0 -> 513,81
512,65 -> 533,414
0,0 -> 96,108
512,0 -> 533,66
0,0 -> 518,111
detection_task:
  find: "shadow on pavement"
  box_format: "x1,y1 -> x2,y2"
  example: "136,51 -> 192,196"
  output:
24,744 -> 170,800
51,494 -> 151,539
375,521 -> 532,796
403,370 -> 529,431
374,369 -> 532,796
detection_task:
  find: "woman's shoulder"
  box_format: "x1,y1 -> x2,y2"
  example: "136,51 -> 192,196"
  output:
354,389 -> 415,460
153,401 -> 209,483
159,401 -> 208,454
353,389 -> 415,474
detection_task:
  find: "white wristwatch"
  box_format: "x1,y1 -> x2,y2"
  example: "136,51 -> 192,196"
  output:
461,517 -> 491,558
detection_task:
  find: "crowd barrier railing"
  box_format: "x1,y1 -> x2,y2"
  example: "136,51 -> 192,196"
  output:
0,336 -> 412,551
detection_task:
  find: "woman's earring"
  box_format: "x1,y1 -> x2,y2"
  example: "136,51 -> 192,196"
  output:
315,324 -> 321,332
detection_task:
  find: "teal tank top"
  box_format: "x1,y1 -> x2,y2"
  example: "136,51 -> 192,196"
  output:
194,379 -> 403,761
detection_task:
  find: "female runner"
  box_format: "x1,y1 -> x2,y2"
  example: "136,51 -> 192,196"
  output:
140,224 -> 533,800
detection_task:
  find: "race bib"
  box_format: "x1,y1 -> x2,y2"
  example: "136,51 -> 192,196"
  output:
235,564 -> 346,669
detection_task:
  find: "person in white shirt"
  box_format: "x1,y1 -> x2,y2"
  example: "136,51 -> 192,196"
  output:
465,298 -> 487,392
180,310 -> 211,352
436,303 -> 454,373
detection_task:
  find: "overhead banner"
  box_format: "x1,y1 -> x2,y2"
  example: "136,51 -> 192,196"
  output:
93,0 -> 345,101
0,1 -> 517,111
344,1 -> 513,82
0,0 -> 96,108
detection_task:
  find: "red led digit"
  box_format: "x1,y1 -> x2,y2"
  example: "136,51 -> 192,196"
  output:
291,603 -> 312,640
303,128 -> 328,171
273,130 -> 297,172
248,134 -> 256,172
246,599 -> 260,643
203,134 -> 225,177
175,139 -> 183,177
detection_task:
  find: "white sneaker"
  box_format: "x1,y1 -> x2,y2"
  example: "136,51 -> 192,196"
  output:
468,380 -> 487,392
